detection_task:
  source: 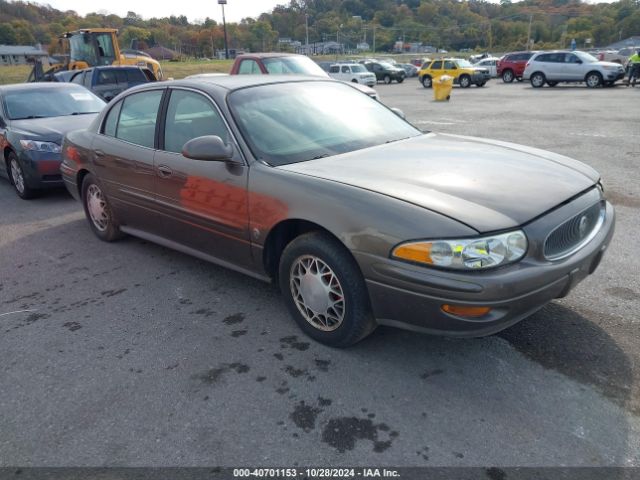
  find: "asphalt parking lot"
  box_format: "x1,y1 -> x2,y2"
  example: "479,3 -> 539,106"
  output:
1,79 -> 639,467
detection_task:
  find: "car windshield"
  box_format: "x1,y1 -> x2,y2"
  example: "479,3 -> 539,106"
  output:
3,87 -> 105,120
351,65 -> 367,73
456,59 -> 473,68
575,51 -> 598,63
379,62 -> 394,69
229,81 -> 421,166
263,56 -> 328,77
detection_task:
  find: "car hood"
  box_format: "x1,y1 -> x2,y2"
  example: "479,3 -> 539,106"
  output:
279,133 -> 599,233
10,114 -> 99,142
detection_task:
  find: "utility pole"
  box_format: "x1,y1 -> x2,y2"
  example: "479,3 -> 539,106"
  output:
526,14 -> 533,51
218,0 -> 229,60
488,22 -> 492,50
305,14 -> 309,54
372,25 -> 376,54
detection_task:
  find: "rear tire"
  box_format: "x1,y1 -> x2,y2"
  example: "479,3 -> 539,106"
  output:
383,75 -> 391,84
8,152 -> 36,200
502,70 -> 514,83
81,173 -> 123,242
278,231 -> 376,347
530,72 -> 546,88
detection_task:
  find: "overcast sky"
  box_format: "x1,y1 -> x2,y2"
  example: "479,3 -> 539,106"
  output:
31,0 -> 287,23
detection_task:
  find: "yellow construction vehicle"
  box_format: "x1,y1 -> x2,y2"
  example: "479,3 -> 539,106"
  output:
29,28 -> 163,82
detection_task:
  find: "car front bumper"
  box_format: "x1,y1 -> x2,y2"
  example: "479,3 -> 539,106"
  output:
355,193 -> 615,337
18,150 -> 64,189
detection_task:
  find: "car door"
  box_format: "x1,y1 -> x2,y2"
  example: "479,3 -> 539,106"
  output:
563,53 -> 584,81
443,60 -> 457,79
429,60 -> 443,79
0,97 -> 9,180
91,88 -> 165,234
153,87 -> 252,270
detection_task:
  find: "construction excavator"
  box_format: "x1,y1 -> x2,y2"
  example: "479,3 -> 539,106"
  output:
28,28 -> 163,82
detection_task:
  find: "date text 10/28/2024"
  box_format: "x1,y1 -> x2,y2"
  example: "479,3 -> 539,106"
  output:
233,468 -> 400,478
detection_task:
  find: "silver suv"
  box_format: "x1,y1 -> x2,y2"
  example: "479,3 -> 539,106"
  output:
523,50 -> 626,88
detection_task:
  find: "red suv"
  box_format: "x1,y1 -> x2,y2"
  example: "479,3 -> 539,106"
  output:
497,51 -> 536,83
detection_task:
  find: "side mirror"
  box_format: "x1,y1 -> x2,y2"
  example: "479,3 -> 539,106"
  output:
182,135 -> 233,162
390,107 -> 405,119
576,59 -> 583,64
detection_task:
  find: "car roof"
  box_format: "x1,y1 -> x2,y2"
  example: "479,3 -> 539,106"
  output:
165,75 -> 334,92
235,52 -> 303,59
0,82 -> 88,93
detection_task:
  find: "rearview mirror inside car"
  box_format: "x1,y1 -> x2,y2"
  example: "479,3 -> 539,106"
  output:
182,135 -> 234,162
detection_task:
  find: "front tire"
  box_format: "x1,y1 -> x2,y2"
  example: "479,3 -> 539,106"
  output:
586,72 -> 603,88
81,173 -> 123,242
530,72 -> 546,88
459,74 -> 471,88
8,152 -> 36,199
421,75 -> 432,88
278,232 -> 376,347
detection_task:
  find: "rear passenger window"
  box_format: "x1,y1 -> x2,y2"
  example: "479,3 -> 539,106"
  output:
163,90 -> 229,155
102,100 -> 122,137
342,66 -> 350,73
444,61 -> 455,69
115,90 -> 163,148
329,65 -> 339,73
97,70 -> 117,85
238,59 -> 260,74
127,69 -> 147,83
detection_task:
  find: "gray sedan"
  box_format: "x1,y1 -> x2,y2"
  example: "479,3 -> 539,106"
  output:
60,76 -> 614,347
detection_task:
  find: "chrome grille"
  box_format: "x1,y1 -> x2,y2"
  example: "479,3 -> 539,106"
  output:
544,202 -> 605,260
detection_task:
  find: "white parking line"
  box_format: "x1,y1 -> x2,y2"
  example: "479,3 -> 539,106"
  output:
0,309 -> 36,318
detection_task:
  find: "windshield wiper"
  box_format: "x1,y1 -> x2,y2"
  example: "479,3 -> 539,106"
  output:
13,115 -> 47,120
69,112 -> 98,115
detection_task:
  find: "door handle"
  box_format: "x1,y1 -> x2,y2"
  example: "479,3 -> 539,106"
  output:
94,150 -> 105,158
157,165 -> 173,178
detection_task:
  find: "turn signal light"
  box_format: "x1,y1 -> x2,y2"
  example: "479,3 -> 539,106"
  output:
441,304 -> 491,318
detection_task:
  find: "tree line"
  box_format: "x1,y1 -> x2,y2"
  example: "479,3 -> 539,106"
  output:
0,0 -> 638,57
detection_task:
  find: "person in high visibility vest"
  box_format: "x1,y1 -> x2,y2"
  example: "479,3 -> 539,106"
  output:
627,49 -> 640,87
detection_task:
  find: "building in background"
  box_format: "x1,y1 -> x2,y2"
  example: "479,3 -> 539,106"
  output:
0,45 -> 48,66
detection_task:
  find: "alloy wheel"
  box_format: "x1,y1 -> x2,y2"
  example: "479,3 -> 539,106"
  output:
10,158 -> 25,195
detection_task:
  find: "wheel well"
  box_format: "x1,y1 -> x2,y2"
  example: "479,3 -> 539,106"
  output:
263,219 -> 338,280
76,168 -> 90,197
585,70 -> 603,79
4,147 -> 13,174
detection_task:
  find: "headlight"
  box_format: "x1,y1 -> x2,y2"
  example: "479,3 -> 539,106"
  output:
20,140 -> 61,153
392,230 -> 528,270
602,65 -> 618,71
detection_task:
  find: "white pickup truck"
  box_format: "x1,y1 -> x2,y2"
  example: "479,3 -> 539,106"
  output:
328,63 -> 377,87
598,46 -> 639,65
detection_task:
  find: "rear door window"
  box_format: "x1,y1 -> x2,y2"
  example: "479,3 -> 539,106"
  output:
115,90 -> 163,148
238,59 -> 260,74
329,65 -> 339,73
